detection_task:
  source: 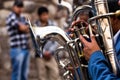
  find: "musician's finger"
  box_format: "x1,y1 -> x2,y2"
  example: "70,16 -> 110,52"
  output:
72,20 -> 82,27
69,28 -> 74,32
79,35 -> 89,45
69,33 -> 74,38
90,35 -> 97,42
71,21 -> 76,27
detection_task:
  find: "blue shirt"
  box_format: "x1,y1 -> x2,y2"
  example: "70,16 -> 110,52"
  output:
88,30 -> 120,80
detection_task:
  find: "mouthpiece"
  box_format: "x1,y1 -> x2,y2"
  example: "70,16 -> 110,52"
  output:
115,10 -> 120,17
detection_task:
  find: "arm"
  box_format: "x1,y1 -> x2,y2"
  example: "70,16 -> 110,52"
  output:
42,41 -> 59,60
79,35 -> 120,80
18,17 -> 29,33
43,41 -> 59,55
18,22 -> 29,33
47,41 -> 59,54
89,51 -> 120,80
7,16 -> 29,33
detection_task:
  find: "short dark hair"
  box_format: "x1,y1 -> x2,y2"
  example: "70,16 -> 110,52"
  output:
108,0 -> 120,12
14,0 -> 24,7
37,6 -> 49,15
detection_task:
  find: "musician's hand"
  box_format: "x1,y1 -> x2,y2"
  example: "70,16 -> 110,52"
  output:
69,20 -> 89,38
68,28 -> 75,38
43,51 -> 52,60
79,35 -> 100,61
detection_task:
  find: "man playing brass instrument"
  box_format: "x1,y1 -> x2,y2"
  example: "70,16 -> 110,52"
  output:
79,1 -> 120,79
34,6 -> 60,80
69,1 -> 120,79
80,20 -> 120,80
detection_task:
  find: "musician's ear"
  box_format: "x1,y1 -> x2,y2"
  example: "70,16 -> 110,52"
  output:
111,17 -> 120,35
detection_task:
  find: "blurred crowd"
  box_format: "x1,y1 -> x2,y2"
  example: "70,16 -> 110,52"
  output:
0,0 -> 72,80
0,0 -> 120,80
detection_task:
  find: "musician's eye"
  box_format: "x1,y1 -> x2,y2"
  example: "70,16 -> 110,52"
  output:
75,23 -> 81,28
75,23 -> 87,29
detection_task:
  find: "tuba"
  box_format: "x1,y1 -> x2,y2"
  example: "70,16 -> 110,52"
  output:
28,0 -> 120,80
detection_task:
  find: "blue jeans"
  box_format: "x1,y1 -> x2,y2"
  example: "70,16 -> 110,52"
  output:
10,48 -> 30,80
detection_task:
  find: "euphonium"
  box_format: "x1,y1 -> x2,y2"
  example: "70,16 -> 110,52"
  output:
27,19 -> 88,80
27,0 -> 120,80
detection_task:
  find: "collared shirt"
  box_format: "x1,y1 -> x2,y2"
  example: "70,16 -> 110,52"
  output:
114,30 -> 120,67
35,19 -> 57,27
6,12 -> 29,49
88,30 -> 120,80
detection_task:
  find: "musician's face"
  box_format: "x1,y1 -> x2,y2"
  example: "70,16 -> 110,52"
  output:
111,17 -> 120,35
79,14 -> 89,21
39,12 -> 49,22
79,11 -> 89,21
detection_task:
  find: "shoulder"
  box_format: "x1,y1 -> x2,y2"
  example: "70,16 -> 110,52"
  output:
48,20 -> 58,26
6,12 -> 16,23
20,15 -> 26,19
7,12 -> 16,20
34,20 -> 41,27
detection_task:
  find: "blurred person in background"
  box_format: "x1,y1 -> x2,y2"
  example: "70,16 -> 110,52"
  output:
6,0 -> 30,80
34,6 -> 60,80
55,1 -> 72,33
55,5 -> 70,33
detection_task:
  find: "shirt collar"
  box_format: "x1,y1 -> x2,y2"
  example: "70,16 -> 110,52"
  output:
114,30 -> 120,44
